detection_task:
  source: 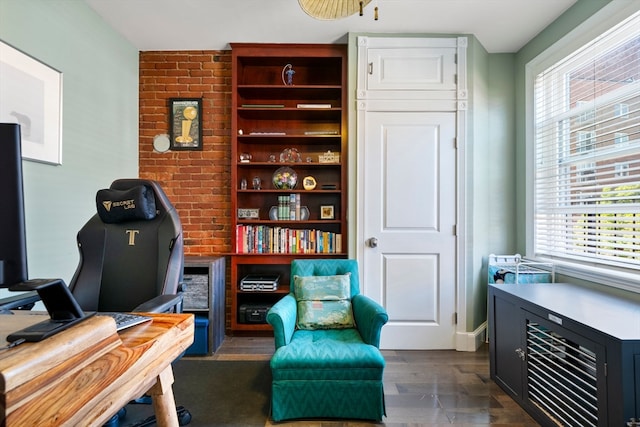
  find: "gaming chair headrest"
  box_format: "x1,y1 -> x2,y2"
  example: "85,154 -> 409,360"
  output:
94,179 -> 176,224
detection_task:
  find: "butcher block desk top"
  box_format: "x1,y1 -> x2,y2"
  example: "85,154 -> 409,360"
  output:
0,312 -> 194,426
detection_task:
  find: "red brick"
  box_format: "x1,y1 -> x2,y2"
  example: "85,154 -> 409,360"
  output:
140,49 -> 233,329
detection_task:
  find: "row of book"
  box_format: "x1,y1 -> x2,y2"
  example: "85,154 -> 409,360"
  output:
236,225 -> 342,254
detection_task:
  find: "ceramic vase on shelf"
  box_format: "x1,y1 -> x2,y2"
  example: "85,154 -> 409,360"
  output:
272,167 -> 297,189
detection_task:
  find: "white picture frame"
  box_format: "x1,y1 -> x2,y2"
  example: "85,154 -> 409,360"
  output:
0,40 -> 63,165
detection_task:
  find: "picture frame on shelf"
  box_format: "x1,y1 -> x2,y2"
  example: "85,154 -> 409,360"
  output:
318,150 -> 340,164
169,98 -> 202,150
320,205 -> 335,220
0,40 -> 63,165
237,208 -> 260,219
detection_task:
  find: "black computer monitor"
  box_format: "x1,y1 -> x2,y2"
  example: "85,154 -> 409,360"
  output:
0,123 -> 87,340
0,123 -> 28,288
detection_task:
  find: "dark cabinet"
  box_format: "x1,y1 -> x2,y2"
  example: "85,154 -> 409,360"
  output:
490,293 -> 525,400
183,256 -> 225,354
489,282 -> 640,426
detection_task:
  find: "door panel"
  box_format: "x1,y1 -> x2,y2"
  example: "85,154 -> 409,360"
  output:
366,47 -> 457,91
361,111 -> 456,349
384,254 -> 438,322
384,126 -> 438,228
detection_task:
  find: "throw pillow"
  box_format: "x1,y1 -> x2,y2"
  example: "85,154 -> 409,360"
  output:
294,274 -> 355,330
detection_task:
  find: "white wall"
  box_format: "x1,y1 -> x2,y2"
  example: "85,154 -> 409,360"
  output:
0,0 -> 139,292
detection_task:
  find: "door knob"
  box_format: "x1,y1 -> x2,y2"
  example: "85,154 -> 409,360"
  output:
367,237 -> 378,248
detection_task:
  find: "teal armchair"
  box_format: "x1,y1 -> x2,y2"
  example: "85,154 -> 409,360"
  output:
266,259 -> 388,422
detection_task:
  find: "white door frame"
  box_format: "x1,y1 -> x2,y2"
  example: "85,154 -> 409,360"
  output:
352,35 -> 471,351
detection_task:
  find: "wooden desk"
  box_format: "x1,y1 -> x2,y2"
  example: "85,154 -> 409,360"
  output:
0,312 -> 194,426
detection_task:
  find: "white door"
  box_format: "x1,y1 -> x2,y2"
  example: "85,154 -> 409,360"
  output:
360,111 -> 457,349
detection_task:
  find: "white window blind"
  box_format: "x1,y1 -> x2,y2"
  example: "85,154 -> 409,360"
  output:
533,10 -> 640,272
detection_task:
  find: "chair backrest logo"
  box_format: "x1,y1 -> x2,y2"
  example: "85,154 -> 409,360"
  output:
126,229 -> 139,246
103,199 -> 136,212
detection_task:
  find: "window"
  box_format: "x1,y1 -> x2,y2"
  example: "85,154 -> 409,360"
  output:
577,131 -> 596,152
615,132 -> 629,145
529,8 -> 640,280
614,162 -> 630,177
615,103 -> 630,118
577,162 -> 596,183
576,101 -> 595,123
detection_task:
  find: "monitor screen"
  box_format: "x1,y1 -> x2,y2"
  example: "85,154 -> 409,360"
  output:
0,123 -> 29,288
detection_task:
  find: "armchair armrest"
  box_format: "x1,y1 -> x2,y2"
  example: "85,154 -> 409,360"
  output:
133,294 -> 183,313
266,293 -> 297,349
352,294 -> 388,348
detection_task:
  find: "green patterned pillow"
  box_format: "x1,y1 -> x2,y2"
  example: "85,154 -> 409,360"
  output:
294,274 -> 355,330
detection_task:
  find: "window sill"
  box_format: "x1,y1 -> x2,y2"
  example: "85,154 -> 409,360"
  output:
527,255 -> 640,294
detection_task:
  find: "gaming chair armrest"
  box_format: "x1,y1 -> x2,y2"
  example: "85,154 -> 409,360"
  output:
133,294 -> 183,313
0,291 -> 40,312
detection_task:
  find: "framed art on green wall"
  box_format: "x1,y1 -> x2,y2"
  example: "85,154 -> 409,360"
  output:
169,98 -> 202,151
0,40 -> 63,165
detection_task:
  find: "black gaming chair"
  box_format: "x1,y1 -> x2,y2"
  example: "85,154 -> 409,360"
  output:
69,178 -> 191,426
69,178 -> 183,313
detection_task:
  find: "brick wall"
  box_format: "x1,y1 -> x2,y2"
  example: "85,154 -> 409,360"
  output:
139,51 -> 233,330
139,50 -> 231,255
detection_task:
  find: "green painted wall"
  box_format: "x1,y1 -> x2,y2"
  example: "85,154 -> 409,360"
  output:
0,0 -> 139,293
469,49 -> 519,330
467,36 -> 491,331
469,52 -> 517,329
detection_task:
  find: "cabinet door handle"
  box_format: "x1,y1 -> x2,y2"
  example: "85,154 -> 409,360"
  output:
368,62 -> 373,75
515,348 -> 526,360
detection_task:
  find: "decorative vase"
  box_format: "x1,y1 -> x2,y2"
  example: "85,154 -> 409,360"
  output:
272,167 -> 298,189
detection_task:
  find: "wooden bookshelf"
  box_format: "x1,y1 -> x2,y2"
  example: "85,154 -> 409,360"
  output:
230,43 -> 348,333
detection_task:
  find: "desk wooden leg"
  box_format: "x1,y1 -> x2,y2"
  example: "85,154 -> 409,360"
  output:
149,366 -> 179,427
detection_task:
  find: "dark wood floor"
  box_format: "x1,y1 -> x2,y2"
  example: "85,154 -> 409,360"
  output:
208,337 -> 540,426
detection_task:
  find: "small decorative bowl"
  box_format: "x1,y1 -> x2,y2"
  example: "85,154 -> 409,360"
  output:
272,166 -> 297,189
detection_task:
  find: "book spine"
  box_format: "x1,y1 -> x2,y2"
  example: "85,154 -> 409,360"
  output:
278,196 -> 284,220
284,197 -> 290,220
236,225 -> 242,253
291,229 -> 297,253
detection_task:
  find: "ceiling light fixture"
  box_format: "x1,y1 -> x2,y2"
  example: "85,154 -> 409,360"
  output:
299,0 -> 378,20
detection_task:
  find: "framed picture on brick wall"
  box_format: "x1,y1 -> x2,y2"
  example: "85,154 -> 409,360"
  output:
169,98 -> 202,151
